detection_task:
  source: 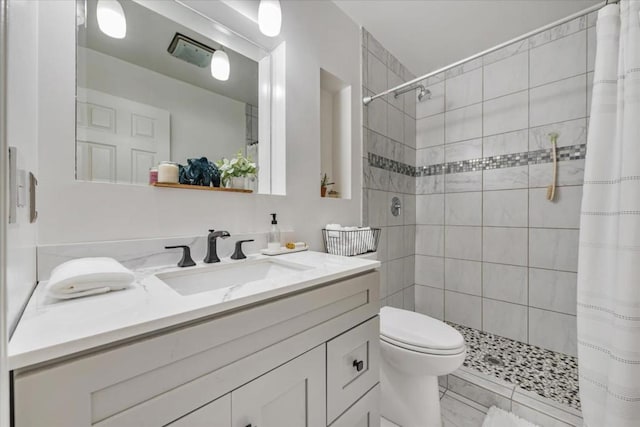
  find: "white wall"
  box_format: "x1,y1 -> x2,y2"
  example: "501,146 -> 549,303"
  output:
6,0 -> 38,333
36,0 -> 362,249
78,47 -> 246,164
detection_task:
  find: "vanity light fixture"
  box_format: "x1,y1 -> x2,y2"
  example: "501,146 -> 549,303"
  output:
96,0 -> 127,39
211,49 -> 230,81
258,0 -> 282,37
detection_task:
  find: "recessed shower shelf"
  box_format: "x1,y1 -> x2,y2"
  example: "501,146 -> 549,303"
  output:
151,183 -> 253,193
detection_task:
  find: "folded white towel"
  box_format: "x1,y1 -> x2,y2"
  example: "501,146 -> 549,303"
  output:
46,257 -> 134,299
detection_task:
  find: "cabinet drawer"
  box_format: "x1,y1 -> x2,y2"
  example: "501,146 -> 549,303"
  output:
166,394 -> 230,427
330,385 -> 380,427
327,317 -> 380,423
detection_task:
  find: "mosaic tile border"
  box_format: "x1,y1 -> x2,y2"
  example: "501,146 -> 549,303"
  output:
368,143 -> 587,178
447,322 -> 581,411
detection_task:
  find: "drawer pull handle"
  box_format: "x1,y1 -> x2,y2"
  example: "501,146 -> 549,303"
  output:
353,359 -> 364,372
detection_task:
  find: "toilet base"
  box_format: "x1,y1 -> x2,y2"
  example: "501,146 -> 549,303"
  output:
381,359 -> 442,427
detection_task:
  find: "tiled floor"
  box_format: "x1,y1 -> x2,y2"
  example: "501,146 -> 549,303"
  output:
441,391 -> 487,427
448,322 -> 580,410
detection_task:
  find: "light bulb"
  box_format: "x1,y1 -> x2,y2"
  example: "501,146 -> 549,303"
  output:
97,0 -> 127,39
258,0 -> 281,37
211,50 -> 230,81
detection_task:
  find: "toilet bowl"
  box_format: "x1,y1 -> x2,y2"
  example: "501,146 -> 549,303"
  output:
379,306 -> 466,427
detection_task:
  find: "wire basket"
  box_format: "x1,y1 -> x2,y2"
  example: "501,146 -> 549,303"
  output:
321,228 -> 381,257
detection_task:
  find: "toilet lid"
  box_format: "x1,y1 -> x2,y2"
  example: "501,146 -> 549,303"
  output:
380,306 -> 465,352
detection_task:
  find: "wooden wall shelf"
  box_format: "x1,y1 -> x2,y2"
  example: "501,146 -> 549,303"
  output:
151,183 -> 253,193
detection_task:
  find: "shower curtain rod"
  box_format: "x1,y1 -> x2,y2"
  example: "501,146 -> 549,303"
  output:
363,0 -> 618,105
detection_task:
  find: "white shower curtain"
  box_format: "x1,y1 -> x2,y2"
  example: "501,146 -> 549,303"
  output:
577,1 -> 640,426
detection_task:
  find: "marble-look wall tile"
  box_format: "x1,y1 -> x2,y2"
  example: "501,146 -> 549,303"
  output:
416,174 -> 444,195
387,290 -> 404,309
529,159 -> 585,188
483,52 -> 528,100
446,68 -> 483,110
446,171 -> 483,193
529,308 -> 577,356
387,226 -> 405,261
367,189 -> 388,227
416,285 -> 444,320
529,268 -> 577,315
483,129 -> 528,157
445,226 -> 482,261
445,290 -> 482,329
483,299 -> 528,342
445,192 -> 482,226
530,75 -> 586,127
483,39 -> 528,66
417,145 -> 444,166
367,52 -> 387,94
387,258 -> 405,295
446,57 -> 483,79
417,113 -> 445,148
403,285 -> 415,311
417,194 -> 444,225
483,91 -> 529,136
482,263 -> 528,305
483,227 -> 528,266
529,186 -> 583,229
367,32 -> 388,64
404,256 -> 416,287
483,189 -> 528,227
416,225 -> 444,257
366,96 -> 388,135
388,103 -> 404,143
530,31 -> 587,87
403,226 -> 416,258
404,114 -> 416,148
365,129 -> 393,158
445,103 -> 483,144
445,258 -> 482,296
528,16 -> 586,49
529,228 -> 579,272
403,194 -> 416,225
587,26 -> 596,73
483,166 -> 529,191
416,81 -> 445,119
529,118 -> 587,150
415,255 -> 444,288
387,70 -> 404,112
445,139 -> 483,163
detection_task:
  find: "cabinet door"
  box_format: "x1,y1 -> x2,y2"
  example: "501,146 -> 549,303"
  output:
165,394 -> 231,427
330,385 -> 380,427
231,345 -> 326,427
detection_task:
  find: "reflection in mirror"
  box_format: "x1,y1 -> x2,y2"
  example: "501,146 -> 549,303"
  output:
76,0 -> 261,190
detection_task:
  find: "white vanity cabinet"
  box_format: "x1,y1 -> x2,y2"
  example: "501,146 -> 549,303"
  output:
12,271 -> 380,427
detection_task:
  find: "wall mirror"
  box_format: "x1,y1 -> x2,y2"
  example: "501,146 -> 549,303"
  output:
75,0 -> 284,194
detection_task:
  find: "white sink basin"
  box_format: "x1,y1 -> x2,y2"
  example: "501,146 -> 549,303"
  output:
156,258 -> 314,296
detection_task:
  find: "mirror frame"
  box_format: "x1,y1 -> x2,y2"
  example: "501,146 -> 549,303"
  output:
76,0 -> 286,195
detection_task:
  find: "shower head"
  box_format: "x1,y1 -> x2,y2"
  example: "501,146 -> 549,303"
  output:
418,86 -> 431,102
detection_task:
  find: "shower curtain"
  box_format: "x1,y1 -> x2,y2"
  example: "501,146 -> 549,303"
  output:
577,1 -> 640,426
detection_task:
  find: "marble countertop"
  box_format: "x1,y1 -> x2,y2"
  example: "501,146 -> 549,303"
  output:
8,251 -> 380,370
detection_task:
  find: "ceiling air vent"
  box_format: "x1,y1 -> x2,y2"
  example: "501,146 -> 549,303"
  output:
167,33 -> 215,68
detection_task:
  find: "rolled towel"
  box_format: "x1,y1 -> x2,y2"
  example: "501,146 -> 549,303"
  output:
46,257 -> 134,299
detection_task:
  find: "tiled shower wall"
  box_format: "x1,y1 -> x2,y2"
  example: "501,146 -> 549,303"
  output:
362,29 -> 417,310
413,13 -> 597,357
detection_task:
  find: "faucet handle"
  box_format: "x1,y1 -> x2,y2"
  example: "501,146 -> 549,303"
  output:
165,245 -> 196,268
231,239 -> 255,260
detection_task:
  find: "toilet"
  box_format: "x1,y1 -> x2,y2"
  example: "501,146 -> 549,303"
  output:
379,306 -> 466,427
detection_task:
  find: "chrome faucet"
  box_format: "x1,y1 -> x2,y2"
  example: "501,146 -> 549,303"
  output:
204,229 -> 230,263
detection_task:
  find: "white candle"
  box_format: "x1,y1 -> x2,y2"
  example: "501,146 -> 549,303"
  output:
157,162 -> 179,184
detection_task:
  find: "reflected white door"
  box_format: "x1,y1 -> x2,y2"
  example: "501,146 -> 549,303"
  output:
76,88 -> 170,184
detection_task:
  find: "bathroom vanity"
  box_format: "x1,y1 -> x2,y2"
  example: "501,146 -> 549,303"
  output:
9,252 -> 380,427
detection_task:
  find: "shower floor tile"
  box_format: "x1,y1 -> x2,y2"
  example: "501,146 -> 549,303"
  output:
448,322 -> 580,411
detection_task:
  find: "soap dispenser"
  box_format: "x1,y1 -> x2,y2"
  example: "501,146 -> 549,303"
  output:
268,213 -> 281,251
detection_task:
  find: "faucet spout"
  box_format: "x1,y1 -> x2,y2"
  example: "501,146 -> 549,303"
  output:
204,229 -> 230,263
